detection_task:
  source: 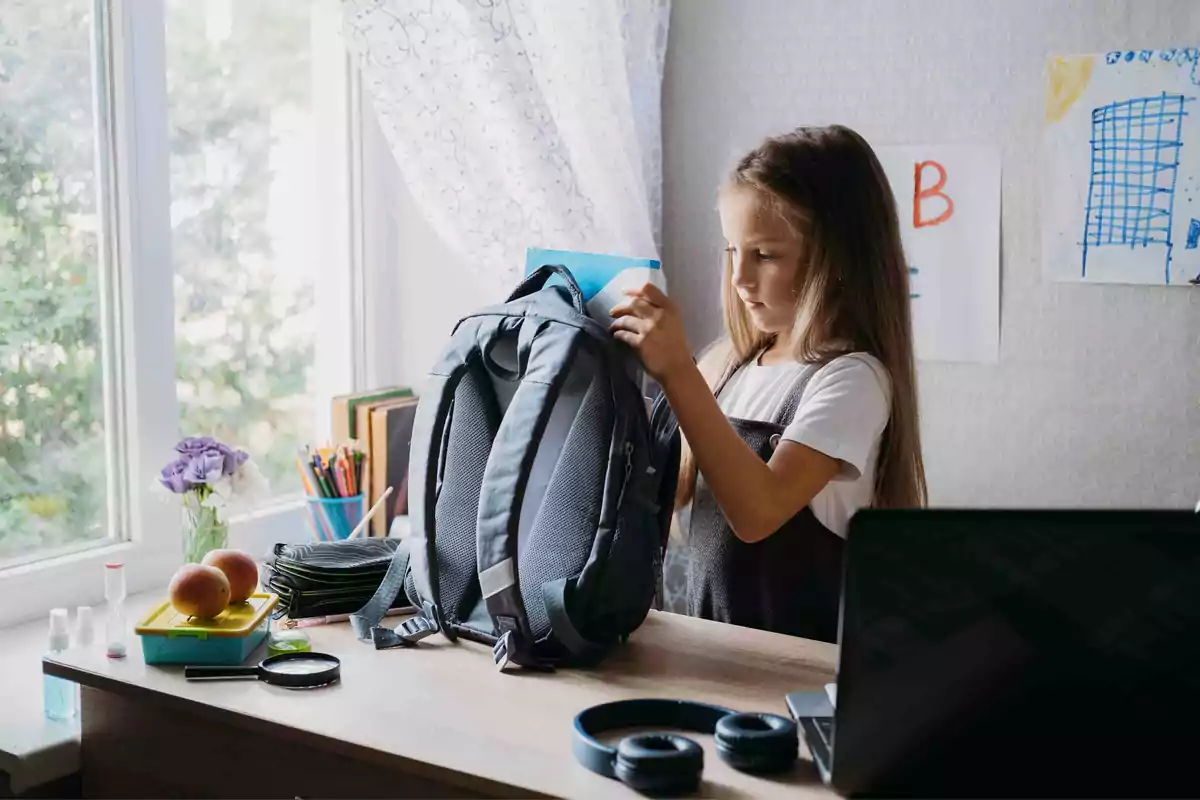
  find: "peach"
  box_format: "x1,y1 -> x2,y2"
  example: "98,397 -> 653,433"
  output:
201,549 -> 259,604
169,564 -> 230,619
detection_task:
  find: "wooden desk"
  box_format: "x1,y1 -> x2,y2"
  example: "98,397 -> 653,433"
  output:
44,599 -> 838,799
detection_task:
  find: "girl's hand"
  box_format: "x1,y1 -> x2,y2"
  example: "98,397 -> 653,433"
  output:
609,283 -> 693,385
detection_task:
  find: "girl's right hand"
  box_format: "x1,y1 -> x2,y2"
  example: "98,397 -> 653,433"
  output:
609,282 -> 694,386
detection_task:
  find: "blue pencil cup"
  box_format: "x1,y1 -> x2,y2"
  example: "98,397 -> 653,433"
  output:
306,495 -> 365,540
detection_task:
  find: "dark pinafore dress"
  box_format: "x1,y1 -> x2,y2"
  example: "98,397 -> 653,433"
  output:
665,360 -> 846,643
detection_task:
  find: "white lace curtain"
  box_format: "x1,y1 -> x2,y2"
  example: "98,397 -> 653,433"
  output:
342,0 -> 670,294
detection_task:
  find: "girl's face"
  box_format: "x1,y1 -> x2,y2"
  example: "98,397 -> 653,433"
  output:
718,186 -> 805,335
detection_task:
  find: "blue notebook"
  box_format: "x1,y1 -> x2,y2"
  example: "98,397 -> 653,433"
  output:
524,247 -> 666,327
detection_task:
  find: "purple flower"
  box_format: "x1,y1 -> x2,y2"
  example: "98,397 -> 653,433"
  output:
213,442 -> 249,476
175,436 -> 217,456
167,436 -> 250,490
183,448 -> 226,486
159,458 -> 195,494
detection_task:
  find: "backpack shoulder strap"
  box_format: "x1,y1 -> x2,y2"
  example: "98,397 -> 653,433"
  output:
354,313 -> 497,644
543,342 -> 643,663
477,315 -> 578,670
349,366 -> 458,645
350,538 -> 442,648
542,576 -> 606,663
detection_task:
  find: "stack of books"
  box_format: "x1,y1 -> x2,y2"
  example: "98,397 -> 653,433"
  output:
329,385 -> 420,537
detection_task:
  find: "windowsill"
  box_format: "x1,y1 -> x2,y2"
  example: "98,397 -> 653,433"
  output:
0,612 -> 81,795
0,499 -> 314,630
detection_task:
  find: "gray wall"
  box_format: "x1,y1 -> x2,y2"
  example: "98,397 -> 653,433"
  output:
662,0 -> 1199,508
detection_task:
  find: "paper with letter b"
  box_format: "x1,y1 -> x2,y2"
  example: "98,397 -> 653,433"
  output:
875,145 -> 1002,363
524,247 -> 666,327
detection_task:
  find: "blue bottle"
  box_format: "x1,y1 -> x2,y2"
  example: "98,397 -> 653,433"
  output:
43,607 -> 77,721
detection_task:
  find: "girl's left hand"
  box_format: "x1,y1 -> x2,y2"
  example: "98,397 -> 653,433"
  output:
609,283 -> 693,384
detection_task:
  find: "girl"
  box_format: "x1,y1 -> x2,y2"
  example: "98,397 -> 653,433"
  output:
610,125 -> 926,642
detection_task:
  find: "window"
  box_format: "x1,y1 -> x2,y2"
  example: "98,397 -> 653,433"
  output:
0,1 -> 112,564
0,0 -> 362,626
166,0 -> 328,500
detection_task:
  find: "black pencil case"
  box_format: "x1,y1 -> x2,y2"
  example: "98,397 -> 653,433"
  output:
261,538 -> 412,620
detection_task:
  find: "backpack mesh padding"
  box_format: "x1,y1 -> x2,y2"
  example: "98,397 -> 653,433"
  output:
519,373 -> 612,638
435,365 -> 500,620
590,503 -> 656,639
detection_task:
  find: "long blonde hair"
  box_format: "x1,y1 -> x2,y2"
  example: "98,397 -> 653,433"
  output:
677,125 -> 927,511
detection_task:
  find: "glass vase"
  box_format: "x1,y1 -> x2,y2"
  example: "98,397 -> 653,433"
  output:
182,495 -> 228,564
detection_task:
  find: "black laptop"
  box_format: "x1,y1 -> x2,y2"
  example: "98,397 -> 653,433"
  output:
787,509 -> 1200,798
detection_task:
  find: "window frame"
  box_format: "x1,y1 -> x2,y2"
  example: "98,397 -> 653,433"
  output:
0,0 -> 367,627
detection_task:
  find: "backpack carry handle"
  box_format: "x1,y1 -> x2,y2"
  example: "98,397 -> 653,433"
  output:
508,264 -> 587,314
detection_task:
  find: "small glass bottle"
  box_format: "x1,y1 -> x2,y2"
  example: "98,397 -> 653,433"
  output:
43,608 -> 77,721
74,605 -> 95,707
104,561 -> 128,659
75,605 -> 95,648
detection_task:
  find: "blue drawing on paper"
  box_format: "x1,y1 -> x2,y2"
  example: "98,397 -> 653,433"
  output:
1104,47 -> 1200,85
1080,92 -> 1190,282
908,266 -> 920,299
1187,218 -> 1200,249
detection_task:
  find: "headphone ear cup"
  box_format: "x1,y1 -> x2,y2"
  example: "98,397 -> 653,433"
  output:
614,733 -> 704,794
714,712 -> 799,774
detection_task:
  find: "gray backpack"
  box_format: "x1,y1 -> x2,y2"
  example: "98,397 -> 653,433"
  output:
352,265 -> 680,670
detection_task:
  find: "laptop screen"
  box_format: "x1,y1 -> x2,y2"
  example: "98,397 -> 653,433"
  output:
834,509 -> 1200,797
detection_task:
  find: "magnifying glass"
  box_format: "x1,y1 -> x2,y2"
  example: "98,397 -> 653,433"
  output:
184,652 -> 341,688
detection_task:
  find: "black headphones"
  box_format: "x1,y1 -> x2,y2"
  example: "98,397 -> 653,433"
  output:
572,698 -> 798,794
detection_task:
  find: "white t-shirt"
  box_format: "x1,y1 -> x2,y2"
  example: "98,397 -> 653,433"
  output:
713,352 -> 891,537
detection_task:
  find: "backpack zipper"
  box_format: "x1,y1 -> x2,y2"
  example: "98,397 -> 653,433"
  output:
615,441 -> 634,509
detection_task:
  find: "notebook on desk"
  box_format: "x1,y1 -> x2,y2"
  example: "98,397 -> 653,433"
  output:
788,509 -> 1200,798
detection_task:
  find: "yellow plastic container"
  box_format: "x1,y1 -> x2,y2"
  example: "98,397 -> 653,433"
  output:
135,592 -> 279,665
